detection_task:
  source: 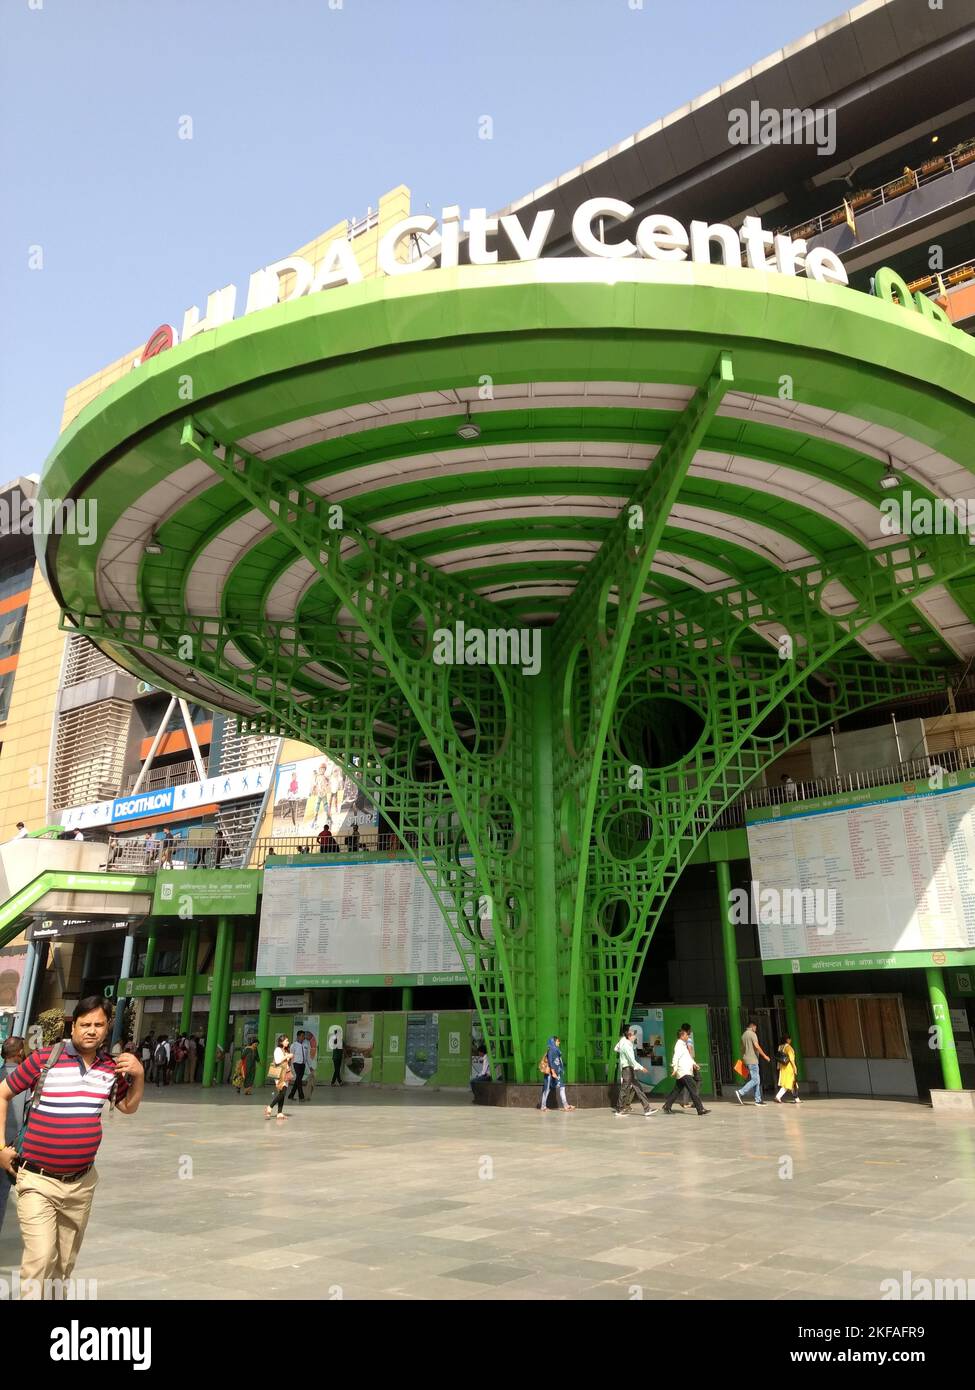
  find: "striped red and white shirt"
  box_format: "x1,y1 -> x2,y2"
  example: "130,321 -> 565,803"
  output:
5,1041 -> 129,1172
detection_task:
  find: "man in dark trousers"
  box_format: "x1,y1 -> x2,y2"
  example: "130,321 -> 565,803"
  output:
288,1030 -> 309,1102
328,1022 -> 345,1085
661,1023 -> 710,1115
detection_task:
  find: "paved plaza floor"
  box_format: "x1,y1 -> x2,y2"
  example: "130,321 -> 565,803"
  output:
3,1087 -> 974,1301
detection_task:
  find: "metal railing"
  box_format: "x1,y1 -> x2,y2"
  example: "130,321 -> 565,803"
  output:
251,829 -> 463,866
101,828 -> 465,872
103,838 -> 242,873
909,255 -> 975,302
786,143 -> 975,243
711,741 -> 975,830
122,759 -> 203,794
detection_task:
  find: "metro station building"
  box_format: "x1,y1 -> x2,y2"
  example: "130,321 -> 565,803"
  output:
4,0 -> 975,1104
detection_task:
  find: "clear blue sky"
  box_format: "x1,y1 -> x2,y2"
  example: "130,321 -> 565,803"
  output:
1,0 -> 847,476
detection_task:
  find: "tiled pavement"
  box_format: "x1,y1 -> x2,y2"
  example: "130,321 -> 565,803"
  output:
2,1087 -> 974,1300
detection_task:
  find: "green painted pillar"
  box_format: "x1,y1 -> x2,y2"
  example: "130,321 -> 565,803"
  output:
780,969 -> 802,1079
143,933 -> 157,978
532,630 -> 558,1082
926,967 -> 963,1091
202,920 -> 231,1088
178,932 -> 190,975
335,989 -> 345,1012
179,924 -> 199,1035
210,921 -> 236,1084
401,987 -> 413,1010
716,859 -> 743,1068
258,988 -> 271,1079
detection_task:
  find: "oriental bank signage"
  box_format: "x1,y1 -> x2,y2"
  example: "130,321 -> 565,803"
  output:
129,197 -> 960,368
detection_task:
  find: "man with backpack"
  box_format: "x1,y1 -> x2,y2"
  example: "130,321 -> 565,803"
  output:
0,996 -> 144,1293
153,1035 -> 171,1086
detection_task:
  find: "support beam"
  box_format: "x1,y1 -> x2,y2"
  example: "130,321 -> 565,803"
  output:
716,860 -> 743,1072
202,921 -> 231,1088
112,935 -> 135,1045
926,967 -> 963,1092
780,969 -> 802,1083
179,925 -> 200,1036
532,629 -> 560,1059
257,988 -> 272,1082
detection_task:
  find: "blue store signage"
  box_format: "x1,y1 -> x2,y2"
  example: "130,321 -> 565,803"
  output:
110,788 -> 175,823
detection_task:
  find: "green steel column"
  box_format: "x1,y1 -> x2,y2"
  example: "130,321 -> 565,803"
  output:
926,967 -> 963,1091
716,859 -> 743,1068
178,932 -> 190,975
143,933 -> 157,978
335,989 -> 345,1011
401,987 -> 412,1010
780,969 -> 802,1079
258,987 -> 271,1079
532,630 -> 559,1080
179,924 -> 200,1035
210,921 -> 236,1084
202,920 -> 231,1088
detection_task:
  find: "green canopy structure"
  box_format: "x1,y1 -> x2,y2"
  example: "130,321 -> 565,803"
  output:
37,259 -> 975,1079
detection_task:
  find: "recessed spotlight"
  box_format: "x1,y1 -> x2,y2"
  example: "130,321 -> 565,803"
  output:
879,464 -> 901,491
931,134 -> 940,144
145,536 -> 164,555
456,405 -> 480,441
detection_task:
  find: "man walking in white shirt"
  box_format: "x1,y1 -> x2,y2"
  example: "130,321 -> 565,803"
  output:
662,1023 -> 710,1115
288,1030 -> 309,1102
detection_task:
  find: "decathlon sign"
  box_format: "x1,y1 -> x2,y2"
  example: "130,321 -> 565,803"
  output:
61,764 -> 273,831
111,789 -> 173,823
133,200 -> 851,361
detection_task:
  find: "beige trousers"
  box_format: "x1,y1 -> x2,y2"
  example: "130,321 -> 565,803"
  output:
16,1165 -> 98,1287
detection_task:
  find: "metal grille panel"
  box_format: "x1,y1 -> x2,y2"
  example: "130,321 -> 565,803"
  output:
51,699 -> 130,810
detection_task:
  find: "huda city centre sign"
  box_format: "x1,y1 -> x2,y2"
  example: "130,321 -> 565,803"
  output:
129,197 -> 955,367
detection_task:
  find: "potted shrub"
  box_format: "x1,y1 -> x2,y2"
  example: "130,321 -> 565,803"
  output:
953,139 -> 975,168
848,189 -> 874,209
920,154 -> 946,176
884,168 -> 915,197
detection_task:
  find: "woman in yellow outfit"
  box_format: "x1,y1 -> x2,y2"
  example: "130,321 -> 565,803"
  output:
775,1034 -> 802,1104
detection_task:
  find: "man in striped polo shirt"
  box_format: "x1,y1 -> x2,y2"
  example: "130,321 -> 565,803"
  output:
0,995 -> 144,1291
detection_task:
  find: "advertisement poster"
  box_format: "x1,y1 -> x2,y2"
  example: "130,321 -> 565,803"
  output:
341,1012 -> 382,1084
0,944 -> 28,1012
384,1011 -> 472,1086
629,1004 -> 713,1097
272,755 -> 377,841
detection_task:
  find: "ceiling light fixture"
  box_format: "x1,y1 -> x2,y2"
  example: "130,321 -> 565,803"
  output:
456,405 -> 481,441
145,535 -> 164,555
879,462 -> 901,491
